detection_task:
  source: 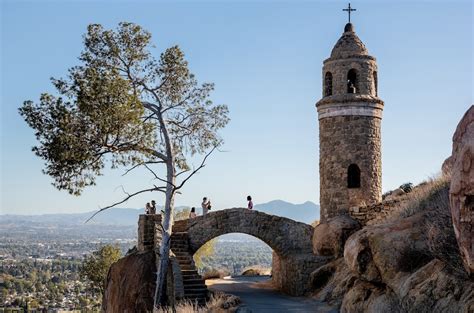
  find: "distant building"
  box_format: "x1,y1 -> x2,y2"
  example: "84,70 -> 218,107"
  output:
316,22 -> 383,222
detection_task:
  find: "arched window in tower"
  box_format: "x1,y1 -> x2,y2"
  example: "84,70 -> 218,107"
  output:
347,69 -> 358,94
373,71 -> 378,96
324,72 -> 333,97
347,164 -> 361,188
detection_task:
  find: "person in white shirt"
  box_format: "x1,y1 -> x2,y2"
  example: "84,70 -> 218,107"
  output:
201,197 -> 211,215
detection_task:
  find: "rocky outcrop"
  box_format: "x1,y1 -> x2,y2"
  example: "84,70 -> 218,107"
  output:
312,208 -> 474,312
102,250 -> 156,313
313,215 -> 360,257
449,105 -> 474,275
344,212 -> 431,285
102,250 -> 185,312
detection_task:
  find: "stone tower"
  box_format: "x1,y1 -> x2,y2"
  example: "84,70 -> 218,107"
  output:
316,23 -> 383,223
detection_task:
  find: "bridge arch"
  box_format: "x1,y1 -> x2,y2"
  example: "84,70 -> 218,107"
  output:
173,208 -> 314,257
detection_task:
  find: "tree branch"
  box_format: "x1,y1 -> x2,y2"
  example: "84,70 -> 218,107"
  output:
174,146 -> 217,191
85,186 -> 165,223
122,161 -> 165,177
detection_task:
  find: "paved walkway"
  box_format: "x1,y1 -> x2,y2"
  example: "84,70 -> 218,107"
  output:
207,276 -> 338,313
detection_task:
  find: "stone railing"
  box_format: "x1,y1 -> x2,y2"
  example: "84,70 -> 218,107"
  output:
137,214 -> 162,252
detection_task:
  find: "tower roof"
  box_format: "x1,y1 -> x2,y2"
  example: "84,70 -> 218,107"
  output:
330,23 -> 368,59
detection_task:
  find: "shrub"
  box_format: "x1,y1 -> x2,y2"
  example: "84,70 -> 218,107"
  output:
399,182 -> 414,193
241,266 -> 271,276
201,268 -> 230,280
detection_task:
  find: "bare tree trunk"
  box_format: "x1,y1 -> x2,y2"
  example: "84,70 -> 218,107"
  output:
153,161 -> 175,308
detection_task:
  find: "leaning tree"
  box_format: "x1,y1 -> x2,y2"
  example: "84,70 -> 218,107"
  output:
19,22 -> 229,307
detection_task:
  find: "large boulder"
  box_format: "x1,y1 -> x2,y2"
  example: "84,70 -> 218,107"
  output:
102,250 -> 156,312
313,215 -> 360,257
449,105 -> 474,275
341,280 -> 399,313
344,212 -> 431,286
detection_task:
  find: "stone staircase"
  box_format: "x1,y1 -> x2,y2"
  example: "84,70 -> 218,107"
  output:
170,227 -> 208,305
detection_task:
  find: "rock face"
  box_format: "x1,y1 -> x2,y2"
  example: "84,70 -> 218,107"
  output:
313,215 -> 360,257
102,251 -> 155,313
312,209 -> 474,312
343,212 -> 431,285
449,105 -> 474,275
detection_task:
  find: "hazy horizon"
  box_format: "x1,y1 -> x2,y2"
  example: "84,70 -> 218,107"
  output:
0,199 -> 319,216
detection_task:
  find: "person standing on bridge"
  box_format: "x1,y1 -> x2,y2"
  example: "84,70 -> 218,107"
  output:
150,200 -> 157,214
201,197 -> 211,215
247,196 -> 253,210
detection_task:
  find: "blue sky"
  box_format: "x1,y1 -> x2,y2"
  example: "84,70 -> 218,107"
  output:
1,0 -> 472,215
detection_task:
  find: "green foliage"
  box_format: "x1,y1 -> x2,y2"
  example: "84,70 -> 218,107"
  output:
19,22 -> 229,197
194,239 -> 217,269
80,245 -> 121,295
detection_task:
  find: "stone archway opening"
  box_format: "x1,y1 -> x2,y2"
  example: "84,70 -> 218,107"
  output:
193,233 -> 273,278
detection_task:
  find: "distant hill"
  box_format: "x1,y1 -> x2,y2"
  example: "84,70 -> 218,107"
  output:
254,200 -> 319,224
0,200 -> 319,226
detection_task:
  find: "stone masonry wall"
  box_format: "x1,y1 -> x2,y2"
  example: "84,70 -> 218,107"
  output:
319,115 -> 382,222
184,208 -> 313,257
349,199 -> 401,226
137,214 -> 162,252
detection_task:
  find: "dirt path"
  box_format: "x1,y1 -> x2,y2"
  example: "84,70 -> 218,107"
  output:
207,276 -> 338,313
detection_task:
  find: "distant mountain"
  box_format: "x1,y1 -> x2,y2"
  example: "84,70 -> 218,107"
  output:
0,208 -> 146,226
255,200 -> 319,224
0,201 -> 319,226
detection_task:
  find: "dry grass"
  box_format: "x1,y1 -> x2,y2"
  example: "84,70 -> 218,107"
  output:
154,292 -> 240,313
201,268 -> 230,280
386,174 -> 467,277
241,265 -> 271,276
388,174 -> 450,220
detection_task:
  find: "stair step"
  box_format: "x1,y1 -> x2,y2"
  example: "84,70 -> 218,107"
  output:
184,284 -> 206,289
182,275 -> 201,279
182,277 -> 204,283
184,292 -> 207,297
183,279 -> 206,287
171,249 -> 190,253
179,265 -> 195,270
182,274 -> 201,279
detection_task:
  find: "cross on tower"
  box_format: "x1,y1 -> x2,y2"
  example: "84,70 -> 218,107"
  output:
343,3 -> 356,23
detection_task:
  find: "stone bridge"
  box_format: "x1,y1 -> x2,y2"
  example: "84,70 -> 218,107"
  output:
171,208 -> 327,296
137,208 -> 327,297
172,208 -> 314,257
